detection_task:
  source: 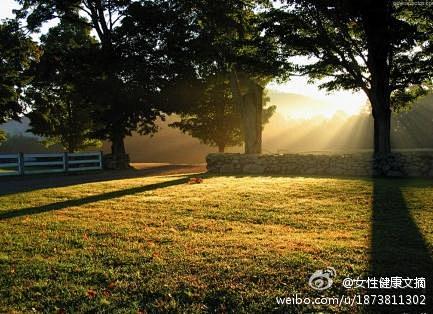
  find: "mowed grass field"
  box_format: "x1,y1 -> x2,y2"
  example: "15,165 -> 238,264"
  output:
0,173 -> 432,313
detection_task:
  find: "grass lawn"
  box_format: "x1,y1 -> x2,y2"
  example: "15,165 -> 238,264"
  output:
0,174 -> 432,313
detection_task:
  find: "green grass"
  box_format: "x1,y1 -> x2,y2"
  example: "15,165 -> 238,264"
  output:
0,174 -> 432,313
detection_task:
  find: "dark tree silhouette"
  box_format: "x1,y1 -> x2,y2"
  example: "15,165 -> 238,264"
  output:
17,0 -> 166,167
267,0 -> 433,154
26,17 -> 100,152
170,0 -> 289,154
0,20 -> 39,123
170,74 -> 275,152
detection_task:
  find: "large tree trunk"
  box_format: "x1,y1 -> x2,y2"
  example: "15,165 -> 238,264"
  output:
362,0 -> 393,155
372,105 -> 391,155
230,70 -> 262,154
110,132 -> 129,169
368,70 -> 392,155
111,135 -> 125,157
217,144 -> 225,153
242,86 -> 262,154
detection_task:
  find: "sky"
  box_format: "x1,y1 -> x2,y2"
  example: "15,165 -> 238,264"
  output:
1,0 -> 367,119
1,0 -> 18,18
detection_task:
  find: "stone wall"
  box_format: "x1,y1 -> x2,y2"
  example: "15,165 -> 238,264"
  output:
206,152 -> 433,177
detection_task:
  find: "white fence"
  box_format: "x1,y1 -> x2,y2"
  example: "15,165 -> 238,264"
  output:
0,152 -> 103,176
0,154 -> 21,176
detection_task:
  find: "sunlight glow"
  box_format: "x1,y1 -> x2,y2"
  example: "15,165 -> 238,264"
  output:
268,76 -> 368,119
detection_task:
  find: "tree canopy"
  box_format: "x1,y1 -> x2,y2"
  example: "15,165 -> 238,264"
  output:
5,0 -> 433,163
163,0 -> 289,153
0,19 -> 39,123
16,0 -> 182,166
266,0 -> 433,154
26,17 -> 101,152
171,74 -> 275,152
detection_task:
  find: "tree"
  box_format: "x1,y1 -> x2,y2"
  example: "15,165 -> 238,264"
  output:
17,0 -> 165,167
26,17 -> 101,152
97,0 -> 190,159
168,0 -> 288,153
171,74 -> 275,152
0,19 -> 39,123
267,0 -> 433,154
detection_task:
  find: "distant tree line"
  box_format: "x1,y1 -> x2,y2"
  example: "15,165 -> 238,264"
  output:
0,0 -> 432,168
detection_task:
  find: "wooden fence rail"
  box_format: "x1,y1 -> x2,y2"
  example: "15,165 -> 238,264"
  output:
0,152 -> 102,176
0,154 -> 20,176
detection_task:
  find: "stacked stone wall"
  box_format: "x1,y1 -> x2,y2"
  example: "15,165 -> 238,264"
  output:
206,153 -> 433,177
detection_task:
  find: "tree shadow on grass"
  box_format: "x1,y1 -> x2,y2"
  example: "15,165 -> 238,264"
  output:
0,176 -> 191,220
369,178 -> 433,312
0,164 -> 206,196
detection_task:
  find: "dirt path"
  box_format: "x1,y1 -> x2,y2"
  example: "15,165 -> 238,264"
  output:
0,163 -> 207,196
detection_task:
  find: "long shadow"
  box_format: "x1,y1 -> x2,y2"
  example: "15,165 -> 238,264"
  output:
0,164 -> 206,197
0,176 -> 191,220
369,178 -> 433,312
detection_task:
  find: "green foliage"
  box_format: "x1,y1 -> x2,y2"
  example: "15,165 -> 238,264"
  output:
159,0 -> 285,154
392,85 -> 430,112
265,0 -> 433,153
16,0 -> 285,156
170,77 -> 242,152
0,20 -> 39,123
88,0 -> 176,140
26,18 -> 100,152
17,0 -> 168,159
171,77 -> 275,152
266,0 -> 433,108
179,0 -> 289,82
40,136 -> 101,151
